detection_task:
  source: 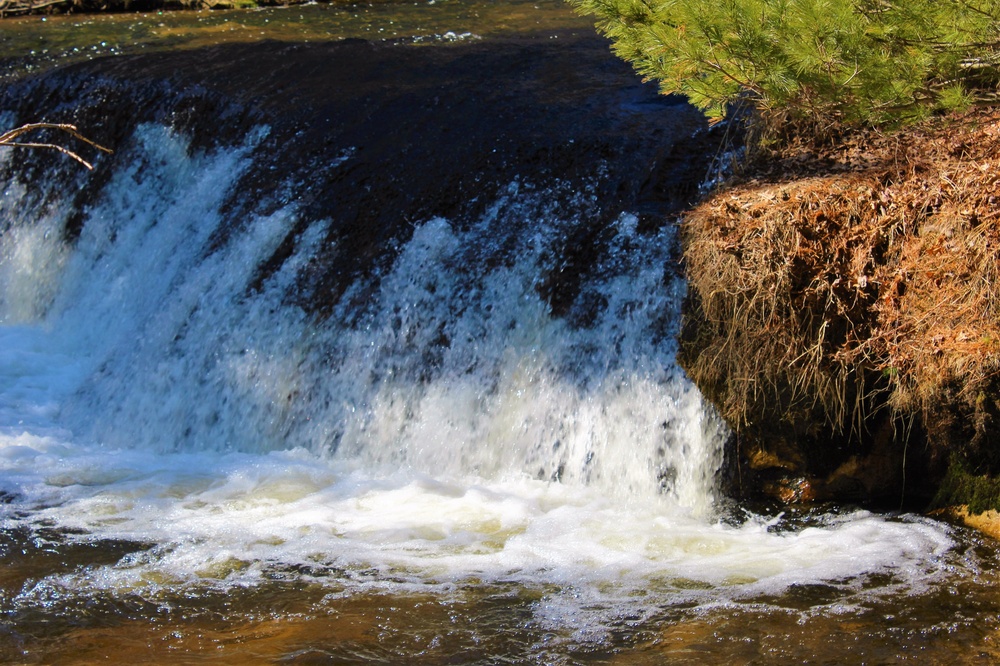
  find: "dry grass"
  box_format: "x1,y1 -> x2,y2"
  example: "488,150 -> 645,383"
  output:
681,108 -> 1000,468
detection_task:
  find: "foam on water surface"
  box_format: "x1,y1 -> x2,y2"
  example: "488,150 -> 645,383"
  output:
0,438 -> 956,609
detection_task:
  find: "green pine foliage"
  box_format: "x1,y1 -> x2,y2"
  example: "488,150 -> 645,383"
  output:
571,0 -> 1000,131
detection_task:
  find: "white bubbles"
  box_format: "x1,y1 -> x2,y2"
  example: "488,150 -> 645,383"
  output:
0,439 -> 956,621
0,121 -> 961,635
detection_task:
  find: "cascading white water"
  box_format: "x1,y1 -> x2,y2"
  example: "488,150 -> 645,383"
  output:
4,123 -> 725,508
0,123 -> 959,635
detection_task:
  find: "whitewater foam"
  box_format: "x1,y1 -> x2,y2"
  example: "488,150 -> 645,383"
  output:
0,122 -> 961,632
0,439 -> 955,602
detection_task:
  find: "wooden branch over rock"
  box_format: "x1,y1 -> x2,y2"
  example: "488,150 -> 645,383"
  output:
0,122 -> 112,170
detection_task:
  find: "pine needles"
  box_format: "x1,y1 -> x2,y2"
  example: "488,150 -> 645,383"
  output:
570,0 -> 1000,137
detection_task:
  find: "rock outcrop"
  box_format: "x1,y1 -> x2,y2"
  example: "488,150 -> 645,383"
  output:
681,109 -> 1000,509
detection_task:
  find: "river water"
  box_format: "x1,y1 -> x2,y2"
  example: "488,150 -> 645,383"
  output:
0,0 -> 593,77
2,2 -> 1000,663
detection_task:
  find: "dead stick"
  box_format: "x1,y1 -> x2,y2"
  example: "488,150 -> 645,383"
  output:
0,122 -> 112,170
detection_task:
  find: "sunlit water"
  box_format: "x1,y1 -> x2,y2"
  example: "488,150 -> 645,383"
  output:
0,0 -> 594,78
3,6 -> 1000,664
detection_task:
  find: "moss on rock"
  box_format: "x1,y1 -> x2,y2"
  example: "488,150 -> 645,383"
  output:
933,456 -> 1000,515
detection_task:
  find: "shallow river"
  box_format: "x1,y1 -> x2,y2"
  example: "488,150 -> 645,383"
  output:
0,0 -> 592,77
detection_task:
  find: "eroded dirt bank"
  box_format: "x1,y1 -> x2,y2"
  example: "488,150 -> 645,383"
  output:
681,109 -> 1000,511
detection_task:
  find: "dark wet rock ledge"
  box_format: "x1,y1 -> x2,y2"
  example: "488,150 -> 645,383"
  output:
0,33 -> 717,317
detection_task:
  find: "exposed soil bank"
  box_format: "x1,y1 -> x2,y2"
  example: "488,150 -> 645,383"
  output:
681,109 -> 1000,510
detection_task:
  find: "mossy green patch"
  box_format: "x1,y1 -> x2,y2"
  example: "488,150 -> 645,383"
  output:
932,455 -> 1000,516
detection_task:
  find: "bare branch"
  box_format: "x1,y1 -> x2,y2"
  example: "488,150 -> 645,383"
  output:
0,123 -> 113,170
0,0 -> 69,16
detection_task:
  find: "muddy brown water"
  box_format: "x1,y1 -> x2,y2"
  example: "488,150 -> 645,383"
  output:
4,516 -> 1000,664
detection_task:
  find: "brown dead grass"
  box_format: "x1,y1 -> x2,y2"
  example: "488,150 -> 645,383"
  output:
682,108 -> 1000,467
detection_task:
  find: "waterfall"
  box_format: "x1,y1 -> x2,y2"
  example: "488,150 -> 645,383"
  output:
2,121 -> 725,508
0,48 -> 962,649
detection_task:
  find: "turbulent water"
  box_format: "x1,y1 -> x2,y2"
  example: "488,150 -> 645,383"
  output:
1,118 -> 991,661
2,7 -> 1000,663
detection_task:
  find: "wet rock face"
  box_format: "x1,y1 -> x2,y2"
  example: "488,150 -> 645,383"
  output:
0,34 -> 711,316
